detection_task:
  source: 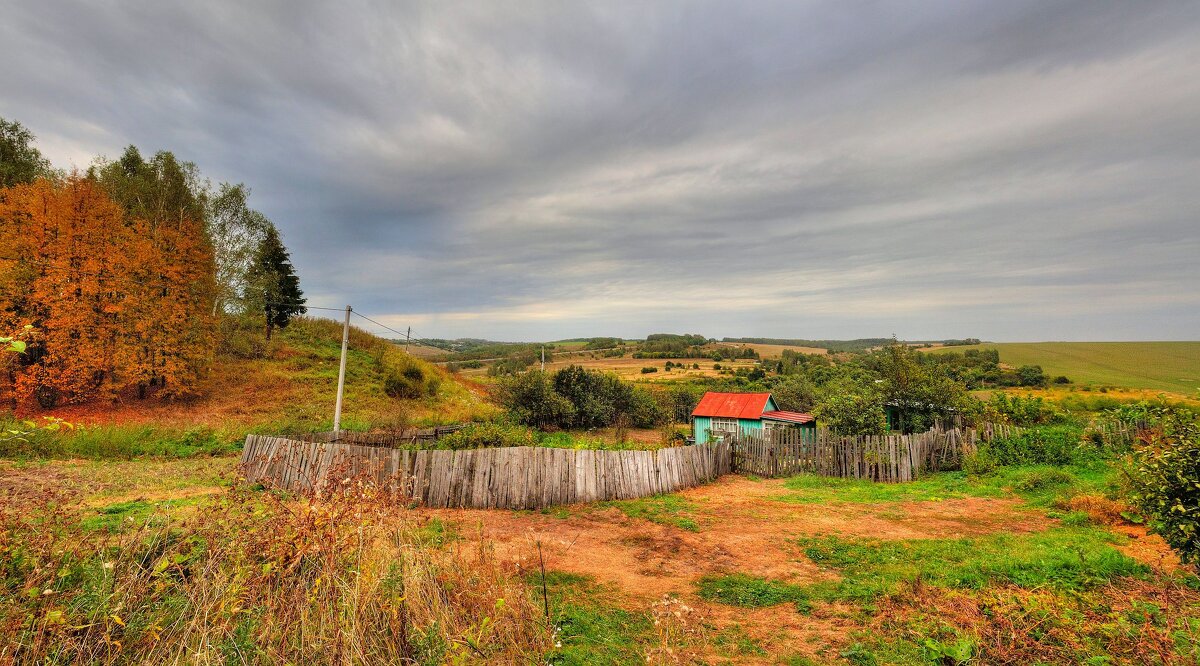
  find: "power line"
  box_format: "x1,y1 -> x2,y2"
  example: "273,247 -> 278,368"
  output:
349,312 -> 458,353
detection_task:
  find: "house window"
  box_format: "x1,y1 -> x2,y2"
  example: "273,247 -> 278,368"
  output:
711,417 -> 739,436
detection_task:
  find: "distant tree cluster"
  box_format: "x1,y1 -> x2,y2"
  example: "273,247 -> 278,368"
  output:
499,365 -> 662,430
0,118 -> 304,407
920,348 -> 1048,389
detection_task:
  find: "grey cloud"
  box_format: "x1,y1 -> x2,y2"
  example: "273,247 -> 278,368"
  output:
2,0 -> 1198,341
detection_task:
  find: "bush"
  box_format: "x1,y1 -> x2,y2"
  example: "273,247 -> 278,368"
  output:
1127,410 -> 1200,563
1053,375 -> 1071,384
814,384 -> 886,435
990,393 -> 1061,426
979,425 -> 1085,466
962,448 -> 997,475
381,350 -> 441,399
626,385 -> 665,428
434,421 -> 537,450
497,371 -> 575,430
1016,365 -> 1048,387
640,367 -> 657,374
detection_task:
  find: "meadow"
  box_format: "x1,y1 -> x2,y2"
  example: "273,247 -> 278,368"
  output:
4,435 -> 1197,664
5,322 -> 1200,663
925,341 -> 1200,396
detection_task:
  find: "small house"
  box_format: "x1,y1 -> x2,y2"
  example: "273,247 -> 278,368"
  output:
692,391 -> 815,444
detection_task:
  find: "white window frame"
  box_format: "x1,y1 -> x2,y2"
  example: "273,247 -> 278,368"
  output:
711,417 -> 739,436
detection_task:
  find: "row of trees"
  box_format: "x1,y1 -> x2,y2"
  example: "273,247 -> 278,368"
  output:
0,118 -> 305,407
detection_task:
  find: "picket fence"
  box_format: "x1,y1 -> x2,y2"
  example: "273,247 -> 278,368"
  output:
240,435 -> 731,509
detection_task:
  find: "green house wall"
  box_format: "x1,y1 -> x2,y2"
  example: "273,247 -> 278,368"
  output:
693,396 -> 815,444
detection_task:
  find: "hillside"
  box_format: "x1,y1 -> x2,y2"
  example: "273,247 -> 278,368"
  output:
29,316 -> 498,432
925,341 -> 1200,396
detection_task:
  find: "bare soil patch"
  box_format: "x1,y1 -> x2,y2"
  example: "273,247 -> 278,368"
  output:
427,475 -> 1061,661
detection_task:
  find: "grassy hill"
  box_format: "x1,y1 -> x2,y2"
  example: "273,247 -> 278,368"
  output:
22,316 -> 498,437
926,341 -> 1200,396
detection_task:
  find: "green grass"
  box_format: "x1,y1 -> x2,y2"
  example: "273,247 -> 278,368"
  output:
533,571 -> 656,665
411,517 -> 460,547
712,624 -> 767,657
80,497 -> 205,533
0,423 -> 242,459
776,463 -> 1119,508
776,471 -> 1007,504
697,527 -> 1146,615
799,527 -> 1145,603
926,341 -> 1200,395
602,494 -> 700,531
696,573 -> 807,608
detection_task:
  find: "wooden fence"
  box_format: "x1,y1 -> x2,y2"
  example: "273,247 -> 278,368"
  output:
730,423 -> 1023,482
240,435 -> 731,509
289,425 -> 467,448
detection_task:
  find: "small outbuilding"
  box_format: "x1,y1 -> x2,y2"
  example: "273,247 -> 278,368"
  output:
691,391 -> 815,444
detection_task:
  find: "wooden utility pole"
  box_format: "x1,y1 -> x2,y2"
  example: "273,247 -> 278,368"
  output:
333,305 -> 351,435
405,326 -> 411,352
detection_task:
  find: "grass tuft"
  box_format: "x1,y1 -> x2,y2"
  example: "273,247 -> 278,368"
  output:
603,494 -> 700,531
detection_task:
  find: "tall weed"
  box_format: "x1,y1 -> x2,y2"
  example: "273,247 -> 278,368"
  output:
0,478 -> 549,664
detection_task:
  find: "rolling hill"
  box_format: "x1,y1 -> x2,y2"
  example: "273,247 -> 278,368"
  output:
925,341 -> 1200,396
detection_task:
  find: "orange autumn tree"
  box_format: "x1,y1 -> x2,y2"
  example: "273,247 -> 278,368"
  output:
91,147 -> 218,401
0,177 -> 133,406
0,160 -> 217,407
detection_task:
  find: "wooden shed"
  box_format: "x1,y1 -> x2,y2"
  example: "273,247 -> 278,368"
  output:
692,391 -> 815,444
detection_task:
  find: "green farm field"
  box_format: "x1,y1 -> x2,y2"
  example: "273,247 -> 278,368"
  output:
926,341 -> 1200,395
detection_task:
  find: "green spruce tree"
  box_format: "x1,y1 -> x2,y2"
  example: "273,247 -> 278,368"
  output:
247,225 -> 306,339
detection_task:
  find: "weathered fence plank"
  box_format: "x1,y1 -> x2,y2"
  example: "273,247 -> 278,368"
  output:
242,438 -> 732,510
729,423 -> 1023,482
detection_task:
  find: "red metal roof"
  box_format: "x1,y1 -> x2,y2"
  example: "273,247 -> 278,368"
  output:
692,392 -> 773,419
761,410 -> 815,424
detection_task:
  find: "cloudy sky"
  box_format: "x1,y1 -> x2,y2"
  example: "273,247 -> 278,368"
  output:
3,1 -> 1198,342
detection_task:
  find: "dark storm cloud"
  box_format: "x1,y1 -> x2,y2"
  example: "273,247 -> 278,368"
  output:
3,0 -> 1198,340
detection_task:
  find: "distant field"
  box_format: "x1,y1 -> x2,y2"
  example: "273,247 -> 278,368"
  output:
454,355 -> 760,381
925,342 -> 1200,396
717,342 -> 827,359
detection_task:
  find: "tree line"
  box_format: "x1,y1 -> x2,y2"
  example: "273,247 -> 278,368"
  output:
0,118 -> 305,408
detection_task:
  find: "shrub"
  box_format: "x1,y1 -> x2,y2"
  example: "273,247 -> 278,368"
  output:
980,425 -> 1085,466
626,385 -> 665,428
1013,468 -> 1077,493
640,367 -> 657,374
814,384 -> 886,435
962,448 -> 997,475
1126,409 -> 1200,563
381,350 -> 441,399
990,393 -> 1060,426
497,370 -> 575,430
1053,375 -> 1071,384
1016,365 -> 1048,387
434,421 -> 537,450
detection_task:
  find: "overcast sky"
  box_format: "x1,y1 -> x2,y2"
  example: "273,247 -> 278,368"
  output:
3,1 -> 1198,342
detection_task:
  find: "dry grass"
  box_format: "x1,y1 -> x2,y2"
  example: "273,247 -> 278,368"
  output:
0,474 -> 550,664
18,316 -> 500,433
541,356 -> 759,382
